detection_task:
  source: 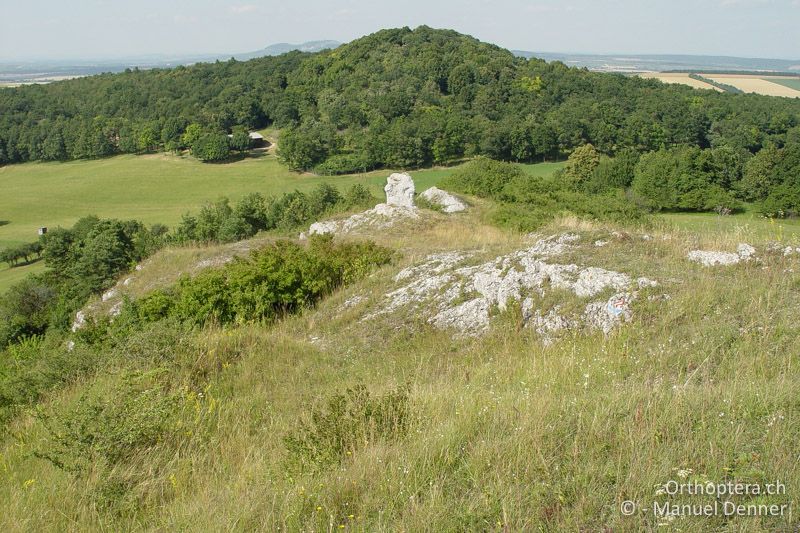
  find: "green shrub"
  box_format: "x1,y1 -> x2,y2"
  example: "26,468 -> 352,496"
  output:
192,133 -> 230,162
135,235 -> 393,327
284,383 -> 411,471
314,153 -> 373,175
34,368 -> 183,473
343,183 -> 377,209
440,157 -> 524,199
0,335 -> 100,427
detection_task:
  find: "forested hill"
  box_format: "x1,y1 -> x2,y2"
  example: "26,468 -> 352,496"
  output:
1,26 -> 799,173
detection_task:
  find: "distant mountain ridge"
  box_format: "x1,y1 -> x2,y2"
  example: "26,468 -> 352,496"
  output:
0,41 -> 342,84
233,40 -> 341,60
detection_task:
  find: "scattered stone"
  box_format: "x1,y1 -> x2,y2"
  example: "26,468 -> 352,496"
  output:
135,264 -> 143,271
123,277 -> 134,286
525,233 -> 580,257
641,234 -> 653,241
66,340 -> 75,352
370,233 -> 655,340
637,277 -> 659,289
101,288 -> 118,302
109,301 -> 123,317
784,246 -> 800,257
306,203 -> 419,237
342,295 -> 367,309
687,243 -> 756,267
687,250 -> 741,267
737,243 -> 756,260
419,187 -> 467,213
303,173 -> 421,238
385,173 -> 415,208
195,256 -> 234,270
594,240 -> 608,247
584,292 -> 633,334
526,304 -> 576,345
71,311 -> 86,332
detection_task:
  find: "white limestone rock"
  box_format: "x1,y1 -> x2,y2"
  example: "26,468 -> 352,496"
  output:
385,173 -> 416,208
101,288 -> 118,302
687,243 -> 756,267
307,203 -> 419,236
584,292 -> 634,334
71,311 -> 86,332
420,187 -> 466,213
369,233 -> 655,339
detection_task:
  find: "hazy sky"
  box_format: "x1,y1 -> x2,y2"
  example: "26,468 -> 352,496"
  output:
1,0 -> 798,61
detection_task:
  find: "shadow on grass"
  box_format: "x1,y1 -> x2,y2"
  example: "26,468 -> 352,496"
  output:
3,257 -> 43,269
0,220 -> 8,227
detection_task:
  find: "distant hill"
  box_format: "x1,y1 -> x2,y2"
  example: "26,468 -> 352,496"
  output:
512,51 -> 800,73
232,40 -> 341,60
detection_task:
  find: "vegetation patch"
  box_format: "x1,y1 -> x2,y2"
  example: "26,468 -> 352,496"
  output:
284,383 -> 411,471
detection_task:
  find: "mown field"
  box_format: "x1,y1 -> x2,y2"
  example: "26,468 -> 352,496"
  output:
4,149 -> 800,293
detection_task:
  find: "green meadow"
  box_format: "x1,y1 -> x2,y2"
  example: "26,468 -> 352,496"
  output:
0,152 -> 564,291
3,150 -> 796,294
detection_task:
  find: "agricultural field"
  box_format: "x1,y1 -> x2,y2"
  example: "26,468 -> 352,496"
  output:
639,72 -> 722,91
641,72 -> 800,97
705,74 -> 800,98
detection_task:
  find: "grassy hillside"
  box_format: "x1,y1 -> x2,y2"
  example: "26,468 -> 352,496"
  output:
1,199 -> 797,530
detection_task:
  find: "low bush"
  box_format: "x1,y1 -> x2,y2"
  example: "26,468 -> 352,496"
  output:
284,383 -> 411,471
439,157 -> 523,199
175,183 -> 379,244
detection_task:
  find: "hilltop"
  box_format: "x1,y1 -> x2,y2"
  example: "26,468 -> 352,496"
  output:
2,26 -> 800,170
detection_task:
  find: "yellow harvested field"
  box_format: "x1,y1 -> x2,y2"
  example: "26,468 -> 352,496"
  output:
705,74 -> 800,98
639,72 -> 722,91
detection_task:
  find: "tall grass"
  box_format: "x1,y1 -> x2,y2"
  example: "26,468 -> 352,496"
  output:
0,213 -> 797,531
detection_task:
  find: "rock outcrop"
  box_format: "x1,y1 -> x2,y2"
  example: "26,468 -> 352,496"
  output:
687,243 -> 756,267
304,173 -> 420,237
420,187 -> 467,213
368,233 -> 657,342
384,173 -> 416,207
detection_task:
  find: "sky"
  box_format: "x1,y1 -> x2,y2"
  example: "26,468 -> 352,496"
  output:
0,0 -> 798,61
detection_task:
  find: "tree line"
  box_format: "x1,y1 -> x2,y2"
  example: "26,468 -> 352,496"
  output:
0,242 -> 42,267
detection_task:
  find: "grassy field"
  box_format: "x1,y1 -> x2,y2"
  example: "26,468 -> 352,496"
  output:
1,206 -> 797,530
2,152 -> 555,292
660,208 -> 800,242
770,78 -> 800,92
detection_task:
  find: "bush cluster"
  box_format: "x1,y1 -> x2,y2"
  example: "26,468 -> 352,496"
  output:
0,216 -> 169,348
174,183 -> 377,244
133,235 -> 393,326
440,156 -> 646,231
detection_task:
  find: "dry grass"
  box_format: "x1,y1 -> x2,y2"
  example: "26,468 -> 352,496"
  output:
1,212 -> 798,531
